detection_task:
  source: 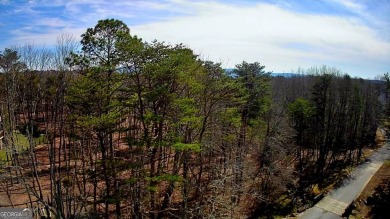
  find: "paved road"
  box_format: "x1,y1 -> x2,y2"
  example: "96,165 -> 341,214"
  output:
299,142 -> 390,219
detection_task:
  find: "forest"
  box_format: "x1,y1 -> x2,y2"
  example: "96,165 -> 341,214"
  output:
0,19 -> 386,219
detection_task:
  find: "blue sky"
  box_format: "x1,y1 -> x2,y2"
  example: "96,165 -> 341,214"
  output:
0,0 -> 389,78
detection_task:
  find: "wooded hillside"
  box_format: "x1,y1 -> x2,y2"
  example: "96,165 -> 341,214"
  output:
0,19 -> 385,219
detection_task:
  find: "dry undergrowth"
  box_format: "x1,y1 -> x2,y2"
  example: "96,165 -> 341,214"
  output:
351,160 -> 390,219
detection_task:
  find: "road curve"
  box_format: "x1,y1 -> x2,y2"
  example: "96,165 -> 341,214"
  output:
299,142 -> 390,219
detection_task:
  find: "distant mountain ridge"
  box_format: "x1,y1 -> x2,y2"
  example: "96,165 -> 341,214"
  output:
224,69 -> 301,78
223,70 -> 380,80
270,73 -> 301,78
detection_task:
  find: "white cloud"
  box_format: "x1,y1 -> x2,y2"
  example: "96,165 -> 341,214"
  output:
327,0 -> 389,35
331,0 -> 364,11
35,17 -> 71,27
132,2 -> 390,77
2,0 -> 389,78
9,27 -> 84,48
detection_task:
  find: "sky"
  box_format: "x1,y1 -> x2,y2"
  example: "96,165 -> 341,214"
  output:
0,0 -> 389,78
